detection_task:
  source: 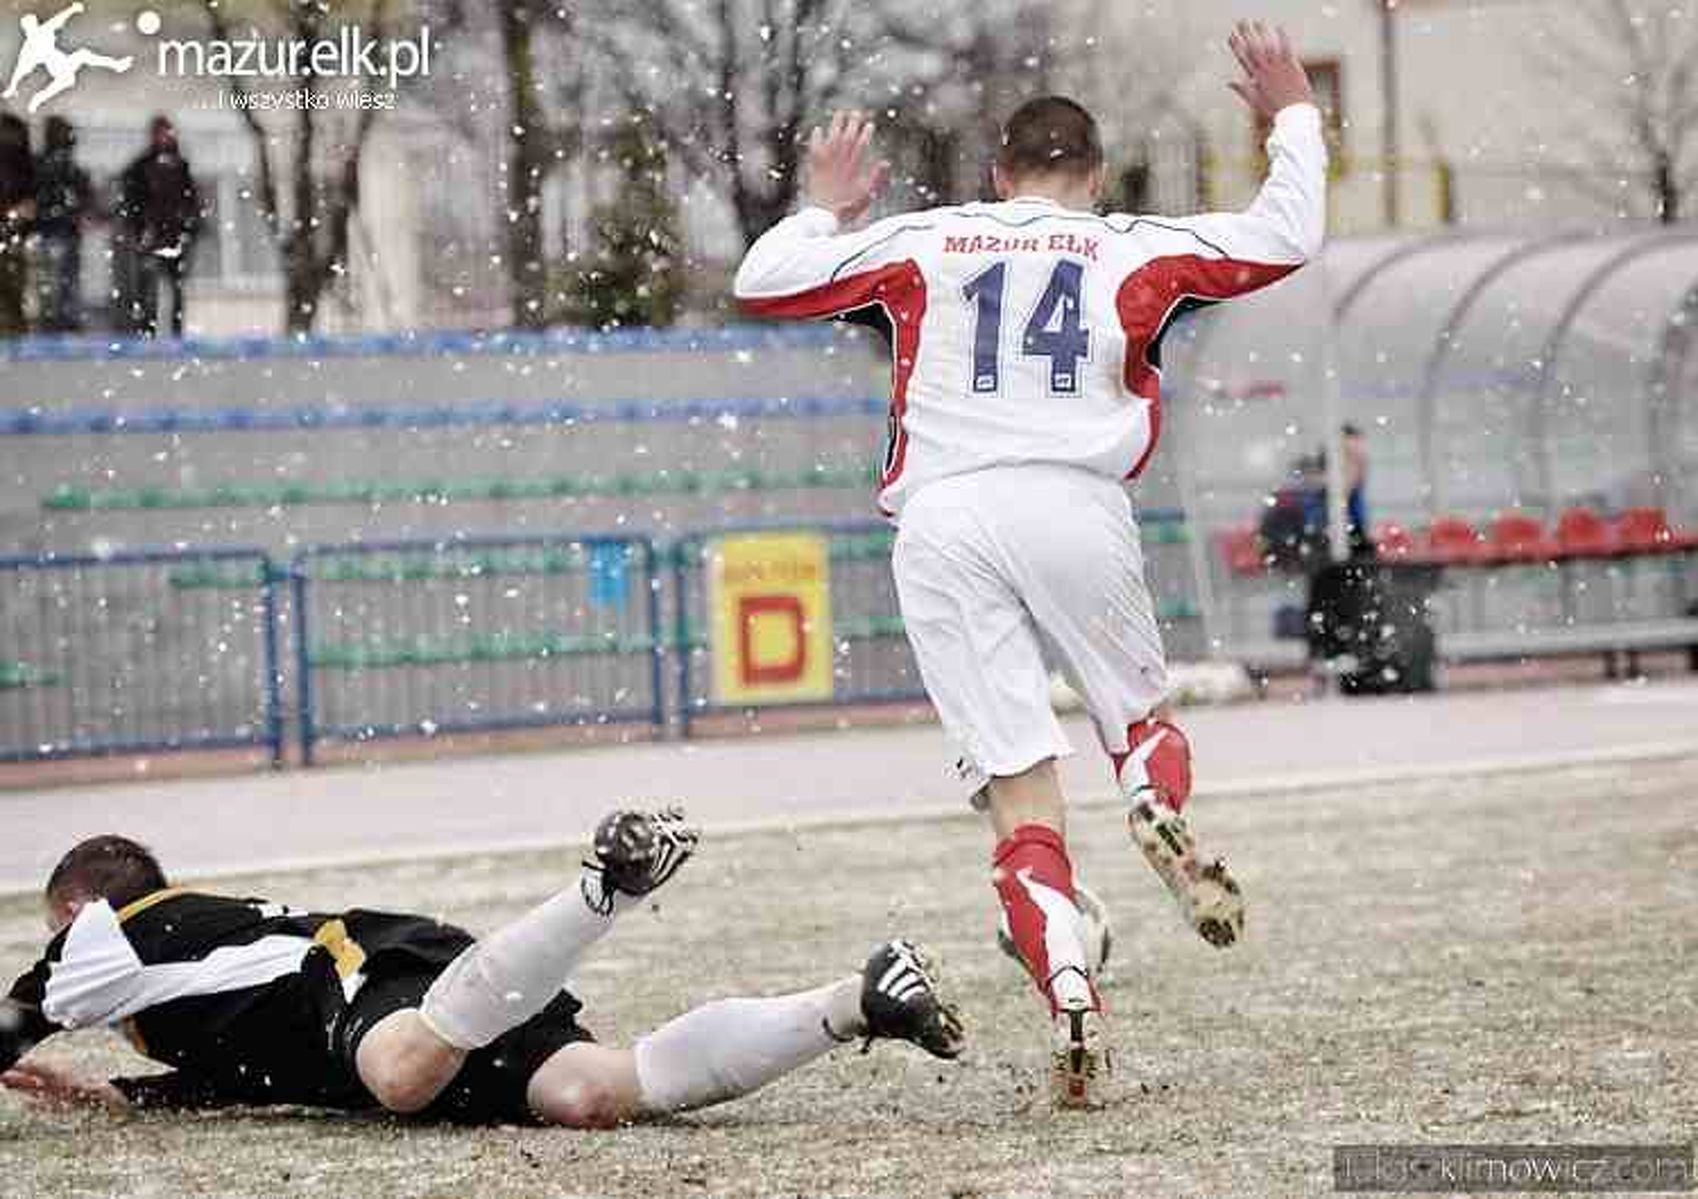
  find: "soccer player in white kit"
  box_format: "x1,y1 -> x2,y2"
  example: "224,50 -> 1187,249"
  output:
734,21 -> 1325,1106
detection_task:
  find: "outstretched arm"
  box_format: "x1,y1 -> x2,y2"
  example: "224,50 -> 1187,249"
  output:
1165,22 -> 1326,271
1109,24 -> 1326,407
733,112 -> 919,320
0,992 -> 121,1110
4,1037 -> 249,1113
2,921 -> 223,1115
4,1059 -> 228,1115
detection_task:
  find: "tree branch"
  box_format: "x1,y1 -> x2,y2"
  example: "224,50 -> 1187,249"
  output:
200,1 -> 280,243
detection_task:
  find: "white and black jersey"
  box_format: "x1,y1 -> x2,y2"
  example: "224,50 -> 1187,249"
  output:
3,889 -> 589,1118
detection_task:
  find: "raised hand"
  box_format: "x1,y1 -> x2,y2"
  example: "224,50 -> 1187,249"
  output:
805,111 -> 892,229
1227,20 -> 1314,119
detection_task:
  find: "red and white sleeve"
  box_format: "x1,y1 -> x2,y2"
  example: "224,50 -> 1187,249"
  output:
1114,102 -> 1328,381
733,208 -> 924,320
1167,101 -> 1327,282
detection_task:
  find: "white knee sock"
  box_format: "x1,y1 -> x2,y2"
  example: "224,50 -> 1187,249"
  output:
632,977 -> 864,1114
419,874 -> 630,1050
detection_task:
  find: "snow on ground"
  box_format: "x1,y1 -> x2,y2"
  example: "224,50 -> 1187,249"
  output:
2,751 -> 1693,1198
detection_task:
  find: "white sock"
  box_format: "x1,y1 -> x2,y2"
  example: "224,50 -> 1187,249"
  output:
633,977 -> 864,1114
419,873 -> 628,1050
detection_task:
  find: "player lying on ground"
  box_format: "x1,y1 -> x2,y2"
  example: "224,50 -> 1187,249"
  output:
0,811 -> 963,1126
733,20 -> 1325,1106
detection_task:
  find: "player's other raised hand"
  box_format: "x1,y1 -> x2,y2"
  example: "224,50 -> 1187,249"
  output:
805,111 -> 892,229
1226,20 -> 1315,119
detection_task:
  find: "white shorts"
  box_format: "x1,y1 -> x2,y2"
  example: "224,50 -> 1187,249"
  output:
892,464 -> 1170,797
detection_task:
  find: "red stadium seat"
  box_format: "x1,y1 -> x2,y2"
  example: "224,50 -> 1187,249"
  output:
1424,516 -> 1487,565
1219,526 -> 1266,576
1614,507 -> 1677,554
1373,522 -> 1418,561
1486,511 -> 1558,564
1555,506 -> 1612,558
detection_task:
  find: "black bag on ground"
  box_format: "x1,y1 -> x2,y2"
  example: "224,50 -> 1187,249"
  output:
1306,562 -> 1436,694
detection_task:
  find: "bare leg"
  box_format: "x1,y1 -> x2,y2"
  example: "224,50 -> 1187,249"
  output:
357,967 -> 931,1126
354,1009 -> 466,1114
985,757 -> 1066,839
525,1042 -> 642,1128
528,977 -> 866,1127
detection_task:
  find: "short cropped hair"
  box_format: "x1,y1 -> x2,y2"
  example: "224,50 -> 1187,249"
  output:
46,836 -> 168,911
996,96 -> 1104,182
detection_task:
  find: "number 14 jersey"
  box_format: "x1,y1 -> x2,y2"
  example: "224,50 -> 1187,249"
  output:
733,103 -> 1328,519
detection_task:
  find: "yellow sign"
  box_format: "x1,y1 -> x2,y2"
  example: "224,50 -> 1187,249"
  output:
708,532 -> 834,706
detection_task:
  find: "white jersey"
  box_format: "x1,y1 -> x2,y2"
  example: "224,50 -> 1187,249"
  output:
734,103 -> 1328,517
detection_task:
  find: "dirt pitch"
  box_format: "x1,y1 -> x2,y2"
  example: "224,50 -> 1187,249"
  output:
2,754 -> 1693,1199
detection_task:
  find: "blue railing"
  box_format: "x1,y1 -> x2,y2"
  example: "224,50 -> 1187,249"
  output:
0,395 -> 889,436
1,323 -> 847,363
290,535 -> 666,765
0,516 -> 1208,766
0,547 -> 284,765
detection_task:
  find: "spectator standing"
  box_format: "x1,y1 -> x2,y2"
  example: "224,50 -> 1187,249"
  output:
1341,421 -> 1369,552
117,115 -> 202,337
32,115 -> 91,332
0,112 -> 35,335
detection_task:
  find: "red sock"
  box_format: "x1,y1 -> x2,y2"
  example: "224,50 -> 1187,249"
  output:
991,824 -> 1096,1014
1111,717 -> 1193,811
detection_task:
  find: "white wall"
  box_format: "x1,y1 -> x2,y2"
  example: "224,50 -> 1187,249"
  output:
1115,1 -> 1631,232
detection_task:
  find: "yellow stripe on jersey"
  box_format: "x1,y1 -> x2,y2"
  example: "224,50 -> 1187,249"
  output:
115,887 -> 189,923
312,919 -> 367,980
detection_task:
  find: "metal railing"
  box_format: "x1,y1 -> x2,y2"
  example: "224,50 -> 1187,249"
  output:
291,535 -> 665,764
0,324 -> 845,363
0,547 -> 283,764
13,518 -> 1678,772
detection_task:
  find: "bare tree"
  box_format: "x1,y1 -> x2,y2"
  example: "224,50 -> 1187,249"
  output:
598,0 -> 923,245
1532,0 -> 1698,222
578,0 -> 1184,275
418,0 -> 597,328
496,2 -> 582,327
873,0 -> 1060,203
201,0 -> 395,333
870,0 -> 1206,216
1055,0 -> 1205,211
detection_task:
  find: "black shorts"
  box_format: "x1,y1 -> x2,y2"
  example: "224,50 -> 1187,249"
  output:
337,968 -> 594,1125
